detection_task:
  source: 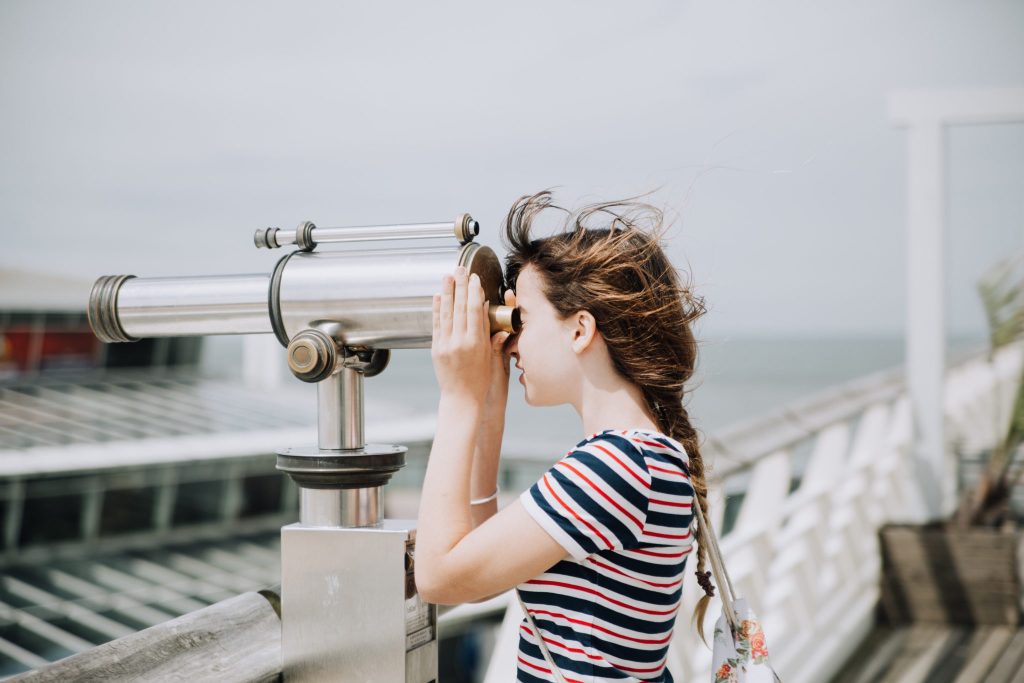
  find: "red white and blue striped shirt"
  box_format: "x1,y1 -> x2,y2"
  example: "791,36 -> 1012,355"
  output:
517,428 -> 694,682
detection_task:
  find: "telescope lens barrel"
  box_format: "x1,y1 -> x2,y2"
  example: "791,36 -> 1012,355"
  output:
89,274 -> 275,341
88,244 -> 518,348
274,243 -> 509,348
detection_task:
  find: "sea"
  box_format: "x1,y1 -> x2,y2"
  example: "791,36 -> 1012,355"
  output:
358,335 -> 986,454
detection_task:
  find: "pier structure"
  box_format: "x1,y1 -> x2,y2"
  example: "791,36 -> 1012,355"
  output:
2,343 -> 1022,681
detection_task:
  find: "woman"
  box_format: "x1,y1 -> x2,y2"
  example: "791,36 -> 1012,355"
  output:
415,191 -> 713,682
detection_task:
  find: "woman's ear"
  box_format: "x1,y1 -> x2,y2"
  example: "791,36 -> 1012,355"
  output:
570,310 -> 598,354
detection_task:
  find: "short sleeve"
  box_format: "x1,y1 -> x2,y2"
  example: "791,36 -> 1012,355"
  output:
519,433 -> 652,561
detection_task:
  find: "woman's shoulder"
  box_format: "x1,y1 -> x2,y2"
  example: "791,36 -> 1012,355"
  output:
573,428 -> 644,455
576,428 -> 684,452
571,428 -> 689,469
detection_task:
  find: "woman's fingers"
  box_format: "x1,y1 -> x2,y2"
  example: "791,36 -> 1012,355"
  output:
482,298 -> 490,339
490,330 -> 510,354
441,267 -> 491,345
466,273 -> 483,336
432,292 -> 441,339
439,273 -> 454,337
452,267 -> 468,333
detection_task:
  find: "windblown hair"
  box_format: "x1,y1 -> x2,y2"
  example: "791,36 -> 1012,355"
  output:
501,190 -> 716,640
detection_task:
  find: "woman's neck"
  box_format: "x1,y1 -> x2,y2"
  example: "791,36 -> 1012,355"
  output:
570,327 -> 661,436
574,376 -> 660,436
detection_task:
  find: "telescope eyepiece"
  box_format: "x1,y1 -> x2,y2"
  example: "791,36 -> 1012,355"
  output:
488,304 -> 521,334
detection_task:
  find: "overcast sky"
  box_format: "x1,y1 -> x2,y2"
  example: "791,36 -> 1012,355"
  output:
1,0 -> 1022,338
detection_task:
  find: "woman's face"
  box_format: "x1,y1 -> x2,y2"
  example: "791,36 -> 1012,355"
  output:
507,265 -> 580,407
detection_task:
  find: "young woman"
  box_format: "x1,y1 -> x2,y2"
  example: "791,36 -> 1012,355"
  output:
415,191 -> 713,682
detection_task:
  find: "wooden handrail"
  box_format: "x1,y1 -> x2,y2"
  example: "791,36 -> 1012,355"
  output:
9,589 -> 282,682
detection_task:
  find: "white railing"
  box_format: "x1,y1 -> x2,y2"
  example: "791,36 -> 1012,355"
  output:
483,342 -> 1024,683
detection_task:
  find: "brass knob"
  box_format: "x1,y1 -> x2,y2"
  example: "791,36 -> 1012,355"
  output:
287,329 -> 337,382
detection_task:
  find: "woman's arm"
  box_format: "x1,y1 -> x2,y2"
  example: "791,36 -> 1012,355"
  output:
469,417 -> 502,529
469,288 -> 516,529
415,268 -> 567,605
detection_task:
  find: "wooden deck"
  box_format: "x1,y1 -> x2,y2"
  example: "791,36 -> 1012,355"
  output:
829,625 -> 1024,683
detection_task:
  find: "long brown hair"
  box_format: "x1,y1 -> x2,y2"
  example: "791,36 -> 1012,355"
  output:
501,190 -> 716,639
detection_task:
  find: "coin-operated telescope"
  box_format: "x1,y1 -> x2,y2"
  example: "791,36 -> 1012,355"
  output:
88,215 -> 519,683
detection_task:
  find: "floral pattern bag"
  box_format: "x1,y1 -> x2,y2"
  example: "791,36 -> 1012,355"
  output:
710,597 -> 777,683
693,499 -> 782,683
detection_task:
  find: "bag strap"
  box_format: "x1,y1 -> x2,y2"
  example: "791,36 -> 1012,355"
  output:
516,589 -> 568,683
694,500 -> 785,683
691,494 -> 740,632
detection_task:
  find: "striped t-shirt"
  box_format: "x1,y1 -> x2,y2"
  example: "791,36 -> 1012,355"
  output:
517,428 -> 695,682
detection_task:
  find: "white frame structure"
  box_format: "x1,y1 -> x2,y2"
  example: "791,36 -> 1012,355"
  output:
889,86 -> 1024,520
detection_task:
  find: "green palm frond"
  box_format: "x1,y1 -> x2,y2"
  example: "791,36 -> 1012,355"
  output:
958,250 -> 1024,527
977,252 -> 1024,352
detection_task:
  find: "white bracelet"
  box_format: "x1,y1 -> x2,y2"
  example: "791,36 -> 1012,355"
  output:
470,487 -> 500,505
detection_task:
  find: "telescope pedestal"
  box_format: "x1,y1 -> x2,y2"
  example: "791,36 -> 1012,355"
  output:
281,521 -> 436,682
278,366 -> 436,683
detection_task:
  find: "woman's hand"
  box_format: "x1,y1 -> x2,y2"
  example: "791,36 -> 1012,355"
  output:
432,266 -> 493,405
419,274 -> 568,605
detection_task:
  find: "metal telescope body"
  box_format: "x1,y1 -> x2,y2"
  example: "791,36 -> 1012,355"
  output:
88,215 -> 519,683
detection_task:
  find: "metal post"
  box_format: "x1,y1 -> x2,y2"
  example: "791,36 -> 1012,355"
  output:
317,371 -> 339,450
298,487 -> 382,528
279,347 -> 434,682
